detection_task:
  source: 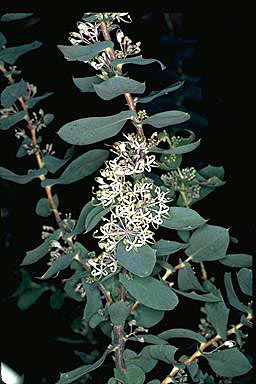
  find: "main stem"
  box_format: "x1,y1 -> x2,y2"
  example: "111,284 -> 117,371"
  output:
0,65 -> 62,228
161,313 -> 253,384
113,324 -> 126,373
99,21 -> 144,137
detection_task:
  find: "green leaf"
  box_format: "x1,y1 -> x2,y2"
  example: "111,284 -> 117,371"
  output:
58,110 -> 135,145
0,167 -> 47,184
85,204 -> 111,233
199,164 -> 225,180
119,274 -> 178,311
205,294 -> 230,340
43,113 -> 55,125
158,328 -> 206,343
73,75 -> 102,92
57,41 -> 113,62
94,76 -> 145,101
177,230 -> 191,242
112,55 -> 165,70
41,149 -> 108,187
57,349 -> 110,384
149,345 -> 177,364
178,262 -> 206,292
143,110 -> 190,128
185,224 -> 230,262
0,110 -> 26,130
130,334 -> 168,345
43,146 -> 74,174
26,91 -> 53,108
82,282 -> 103,321
152,239 -> 188,257
41,249 -> 75,279
219,254 -> 252,268
0,13 -> 33,21
0,41 -> 42,65
237,268 -> 252,296
17,287 -> 47,310
0,32 -> 7,47
43,156 -> 69,174
204,348 -> 252,377
73,200 -> 94,236
115,365 -> 145,384
224,272 -> 251,314
133,305 -> 165,328
124,347 -> 157,373
21,229 -> 61,266
108,301 -> 130,327
116,243 -> 156,277
172,287 -> 222,302
35,194 -> 59,217
1,79 -> 27,107
147,381 -> 160,384
151,139 -> 201,155
50,289 -> 65,309
138,81 -> 184,104
64,271 -> 85,302
161,207 -> 206,231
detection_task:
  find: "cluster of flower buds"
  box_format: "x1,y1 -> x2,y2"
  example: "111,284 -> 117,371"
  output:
161,166 -> 201,203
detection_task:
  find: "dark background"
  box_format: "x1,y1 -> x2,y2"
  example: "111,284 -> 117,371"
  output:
0,6 -> 253,384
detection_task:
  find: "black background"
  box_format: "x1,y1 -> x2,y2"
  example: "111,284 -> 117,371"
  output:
0,5 -> 254,384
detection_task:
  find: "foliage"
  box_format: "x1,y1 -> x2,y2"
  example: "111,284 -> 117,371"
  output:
0,11 -> 253,384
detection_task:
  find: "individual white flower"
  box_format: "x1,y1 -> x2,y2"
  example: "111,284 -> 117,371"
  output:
69,21 -> 100,45
115,29 -> 141,58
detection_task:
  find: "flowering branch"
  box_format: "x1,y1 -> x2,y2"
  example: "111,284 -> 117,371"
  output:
161,313 -> 253,384
99,20 -> 144,136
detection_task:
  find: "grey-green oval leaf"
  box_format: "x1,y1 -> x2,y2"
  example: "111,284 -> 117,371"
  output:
35,194 -> 59,217
138,81 -> 184,104
57,349 -> 110,384
185,224 -> 230,262
205,348 -> 252,377
1,79 -> 27,107
0,41 -> 42,65
0,110 -> 26,130
237,268 -> 252,296
152,239 -> 188,257
144,110 -> 190,128
41,149 -> 108,187
158,328 -> 206,343
219,254 -> 252,268
151,139 -> 201,155
58,110 -> 135,146
112,55 -> 165,70
0,13 -> 33,22
94,76 -> 145,100
57,41 -> 113,62
27,91 -> 53,108
73,75 -> 102,92
161,207 -> 206,231
119,274 -> 178,311
116,243 -> 156,277
0,167 -> 47,184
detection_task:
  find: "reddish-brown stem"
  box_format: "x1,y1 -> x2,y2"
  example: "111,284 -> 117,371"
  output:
161,313 -> 253,383
99,21 -> 144,137
0,65 -> 63,228
113,324 -> 126,373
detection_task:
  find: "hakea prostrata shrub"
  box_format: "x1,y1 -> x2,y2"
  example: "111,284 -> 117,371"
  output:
0,11 -> 253,384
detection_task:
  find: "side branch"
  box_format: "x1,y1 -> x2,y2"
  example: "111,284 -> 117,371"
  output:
0,65 -> 62,227
161,313 -> 253,384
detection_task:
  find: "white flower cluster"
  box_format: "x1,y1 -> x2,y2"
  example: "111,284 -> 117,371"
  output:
69,21 -> 100,45
92,133 -> 170,255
